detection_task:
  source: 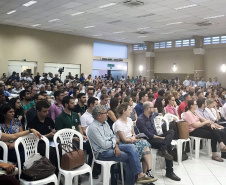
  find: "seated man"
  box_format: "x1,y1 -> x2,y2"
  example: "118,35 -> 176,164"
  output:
87,105 -> 155,185
27,100 -> 58,174
136,102 -> 181,181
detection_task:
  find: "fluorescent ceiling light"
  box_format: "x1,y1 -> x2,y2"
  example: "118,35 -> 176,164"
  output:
49,19 -> 60,22
204,15 -> 224,19
23,1 -> 37,7
32,24 -> 41,27
7,10 -> 16,14
113,31 -> 125,34
166,22 -> 183,26
162,32 -> 174,35
99,3 -> 117,9
138,36 -> 147,38
71,12 -> 85,16
138,27 -> 150,30
93,34 -> 102,37
84,25 -> 95,29
175,4 -> 198,10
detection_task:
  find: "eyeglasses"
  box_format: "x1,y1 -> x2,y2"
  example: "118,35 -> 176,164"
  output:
100,112 -> 108,114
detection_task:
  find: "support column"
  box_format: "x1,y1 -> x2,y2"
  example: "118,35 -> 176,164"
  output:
145,41 -> 155,81
193,36 -> 205,78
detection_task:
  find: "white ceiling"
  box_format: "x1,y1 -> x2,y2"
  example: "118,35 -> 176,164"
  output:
1,0 -> 226,44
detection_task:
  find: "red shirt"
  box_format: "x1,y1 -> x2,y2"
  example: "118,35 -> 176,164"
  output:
178,101 -> 187,119
154,92 -> 159,99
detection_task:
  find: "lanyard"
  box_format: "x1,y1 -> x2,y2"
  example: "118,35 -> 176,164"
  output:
189,110 -> 201,120
4,121 -> 12,134
170,106 -> 177,115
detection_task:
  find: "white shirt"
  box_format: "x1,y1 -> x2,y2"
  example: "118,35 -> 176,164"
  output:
205,107 -> 217,122
220,104 -> 226,120
206,81 -> 213,88
114,118 -> 133,140
80,110 -> 94,128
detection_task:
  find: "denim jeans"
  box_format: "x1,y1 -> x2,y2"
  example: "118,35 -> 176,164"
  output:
97,144 -> 142,185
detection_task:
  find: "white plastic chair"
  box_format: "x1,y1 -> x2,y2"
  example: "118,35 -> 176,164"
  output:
162,114 -> 192,165
0,141 -> 8,163
14,134 -> 58,185
190,137 -> 212,158
54,129 -> 93,185
86,126 -> 124,185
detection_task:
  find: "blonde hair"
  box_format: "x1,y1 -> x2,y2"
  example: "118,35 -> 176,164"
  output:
206,99 -> 214,106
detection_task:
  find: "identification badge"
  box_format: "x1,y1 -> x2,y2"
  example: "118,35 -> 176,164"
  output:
72,126 -> 75,130
75,119 -> 78,122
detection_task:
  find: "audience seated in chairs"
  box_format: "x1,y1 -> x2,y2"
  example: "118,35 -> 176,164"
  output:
182,100 -> 226,162
113,103 -> 157,182
136,101 -> 181,181
87,105 -> 156,185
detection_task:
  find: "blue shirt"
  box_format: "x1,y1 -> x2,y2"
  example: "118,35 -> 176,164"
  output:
136,112 -> 158,139
4,90 -> 11,97
198,81 -> 206,87
87,120 -> 116,158
134,102 -> 143,116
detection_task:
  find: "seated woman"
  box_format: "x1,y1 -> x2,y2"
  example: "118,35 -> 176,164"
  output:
183,100 -> 226,162
165,95 -> 179,117
0,104 -> 25,164
113,103 -> 157,181
218,91 -> 226,106
205,99 -> 221,122
173,91 -> 181,106
8,98 -> 25,127
154,97 -> 166,116
107,97 -> 119,130
124,96 -> 137,125
211,92 -> 223,108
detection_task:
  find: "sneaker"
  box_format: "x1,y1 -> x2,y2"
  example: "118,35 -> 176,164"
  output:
157,150 -> 173,160
146,169 -> 154,178
137,175 -> 158,184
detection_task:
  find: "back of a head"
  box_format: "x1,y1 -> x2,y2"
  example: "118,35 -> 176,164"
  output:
8,98 -> 18,109
124,96 -> 131,103
158,89 -> 165,97
110,97 -> 119,111
206,98 -> 214,106
117,102 -> 129,117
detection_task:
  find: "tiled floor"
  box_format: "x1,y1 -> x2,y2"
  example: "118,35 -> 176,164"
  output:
81,150 -> 226,185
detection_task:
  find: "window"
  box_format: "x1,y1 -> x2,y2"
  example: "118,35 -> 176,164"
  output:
221,36 -> 226,43
166,41 -> 172,48
212,36 -> 220,44
160,42 -> 165,48
154,42 -> 160,49
190,39 -> 195,46
93,41 -> 128,58
204,37 -> 211,45
175,40 -> 182,47
133,44 -> 147,51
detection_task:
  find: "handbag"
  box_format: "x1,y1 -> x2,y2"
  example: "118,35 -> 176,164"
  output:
177,121 -> 189,139
21,156 -> 56,181
61,143 -> 84,170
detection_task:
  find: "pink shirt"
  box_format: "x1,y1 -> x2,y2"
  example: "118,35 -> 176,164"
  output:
49,102 -> 64,122
182,110 -> 202,132
165,104 -> 177,115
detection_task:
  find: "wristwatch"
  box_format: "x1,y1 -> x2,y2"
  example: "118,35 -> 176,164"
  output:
29,128 -> 32,133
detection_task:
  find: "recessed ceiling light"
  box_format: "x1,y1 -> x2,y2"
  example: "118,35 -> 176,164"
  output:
71,12 -> 85,16
99,3 -> 117,9
138,27 -> 150,30
166,22 -> 183,26
7,10 -> 16,14
175,4 -> 198,10
113,31 -> 125,34
49,19 -> 60,22
32,24 -> 41,27
204,15 -> 224,19
84,25 -> 95,29
23,1 -> 37,7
